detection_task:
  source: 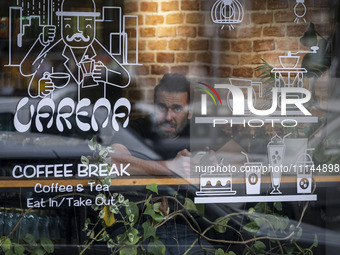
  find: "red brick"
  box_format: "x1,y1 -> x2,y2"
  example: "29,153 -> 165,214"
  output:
140,27 -> 156,37
240,54 -> 263,65
198,26 -> 217,37
263,26 -> 285,37
232,67 -> 253,78
231,40 -> 251,52
189,39 -> 209,51
267,0 -> 288,9
245,0 -> 266,10
286,24 -> 308,37
181,1 -> 199,10
139,52 -> 154,63
138,77 -> 158,88
178,26 -> 196,37
200,0 -> 212,11
276,38 -> 299,51
135,65 -> 149,75
211,67 -> 232,78
125,28 -> 136,38
238,27 -> 262,38
141,2 -> 158,12
148,40 -> 167,50
190,65 -> 210,76
315,24 -> 331,37
157,27 -> 177,37
211,40 -> 229,51
274,11 -> 295,23
196,52 -> 212,63
219,54 -> 239,65
124,1 -> 138,13
252,12 -> 273,24
157,53 -> 175,63
262,52 -> 285,67
253,39 -> 275,52
218,29 -> 238,39
125,15 -> 142,26
169,39 -> 187,50
151,65 -> 170,75
166,13 -> 184,24
186,13 -> 204,24
176,53 -> 195,62
171,65 -> 190,74
161,1 -> 179,11
145,15 -> 164,25
314,0 -> 330,8
137,39 -> 146,50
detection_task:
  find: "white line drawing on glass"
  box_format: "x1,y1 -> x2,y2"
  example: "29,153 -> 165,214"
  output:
223,78 -> 263,115
196,159 -> 237,196
211,0 -> 244,30
294,0 -> 307,23
7,0 -> 140,99
271,46 -> 318,88
296,148 -> 314,194
267,133 -> 291,195
242,152 -> 262,195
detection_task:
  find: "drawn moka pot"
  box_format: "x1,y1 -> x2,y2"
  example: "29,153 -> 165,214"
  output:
80,55 -> 99,88
267,133 -> 290,194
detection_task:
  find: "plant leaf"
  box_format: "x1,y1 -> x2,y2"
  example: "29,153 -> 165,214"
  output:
243,221 -> 259,234
146,183 -> 158,194
40,238 -> 54,253
142,221 -> 156,241
23,233 -> 37,246
214,217 -> 230,233
215,248 -> 226,255
148,239 -> 166,255
183,198 -> 197,212
103,205 -> 116,227
119,246 -> 137,255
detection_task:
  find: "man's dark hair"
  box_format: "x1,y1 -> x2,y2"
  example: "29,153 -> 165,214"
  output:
154,73 -> 191,103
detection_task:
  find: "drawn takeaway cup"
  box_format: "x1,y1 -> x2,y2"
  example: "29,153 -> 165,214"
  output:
242,152 -> 262,195
39,72 -> 70,96
267,133 -> 290,195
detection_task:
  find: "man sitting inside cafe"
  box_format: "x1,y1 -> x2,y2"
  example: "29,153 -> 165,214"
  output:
110,73 -> 192,177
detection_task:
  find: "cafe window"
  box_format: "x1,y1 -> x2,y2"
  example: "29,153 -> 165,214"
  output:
0,0 -> 340,254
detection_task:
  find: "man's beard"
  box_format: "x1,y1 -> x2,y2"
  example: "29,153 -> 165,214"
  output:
157,121 -> 177,138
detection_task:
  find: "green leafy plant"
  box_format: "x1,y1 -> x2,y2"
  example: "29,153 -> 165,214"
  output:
81,139 -> 318,255
0,233 -> 54,255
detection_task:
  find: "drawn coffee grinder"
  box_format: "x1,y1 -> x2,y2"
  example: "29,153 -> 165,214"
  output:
267,133 -> 291,194
296,148 -> 314,194
242,152 -> 262,195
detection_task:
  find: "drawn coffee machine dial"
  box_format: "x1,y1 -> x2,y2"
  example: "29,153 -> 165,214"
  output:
211,0 -> 244,30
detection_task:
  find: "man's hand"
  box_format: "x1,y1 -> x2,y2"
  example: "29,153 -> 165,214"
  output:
93,61 -> 107,83
40,25 -> 56,46
166,149 -> 191,177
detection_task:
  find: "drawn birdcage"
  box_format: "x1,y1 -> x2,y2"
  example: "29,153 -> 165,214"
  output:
211,0 -> 244,30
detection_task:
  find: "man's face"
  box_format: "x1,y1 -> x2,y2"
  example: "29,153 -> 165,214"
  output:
155,91 -> 190,139
62,15 -> 95,48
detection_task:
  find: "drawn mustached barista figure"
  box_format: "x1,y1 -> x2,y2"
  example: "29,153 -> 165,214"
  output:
20,0 -> 130,99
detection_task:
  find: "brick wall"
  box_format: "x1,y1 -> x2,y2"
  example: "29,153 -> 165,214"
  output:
123,0 -> 331,106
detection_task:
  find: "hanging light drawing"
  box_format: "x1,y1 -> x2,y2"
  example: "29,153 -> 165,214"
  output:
211,0 -> 244,30
294,0 -> 307,23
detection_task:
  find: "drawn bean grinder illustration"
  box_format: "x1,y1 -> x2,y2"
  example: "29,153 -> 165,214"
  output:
19,0 -> 130,101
